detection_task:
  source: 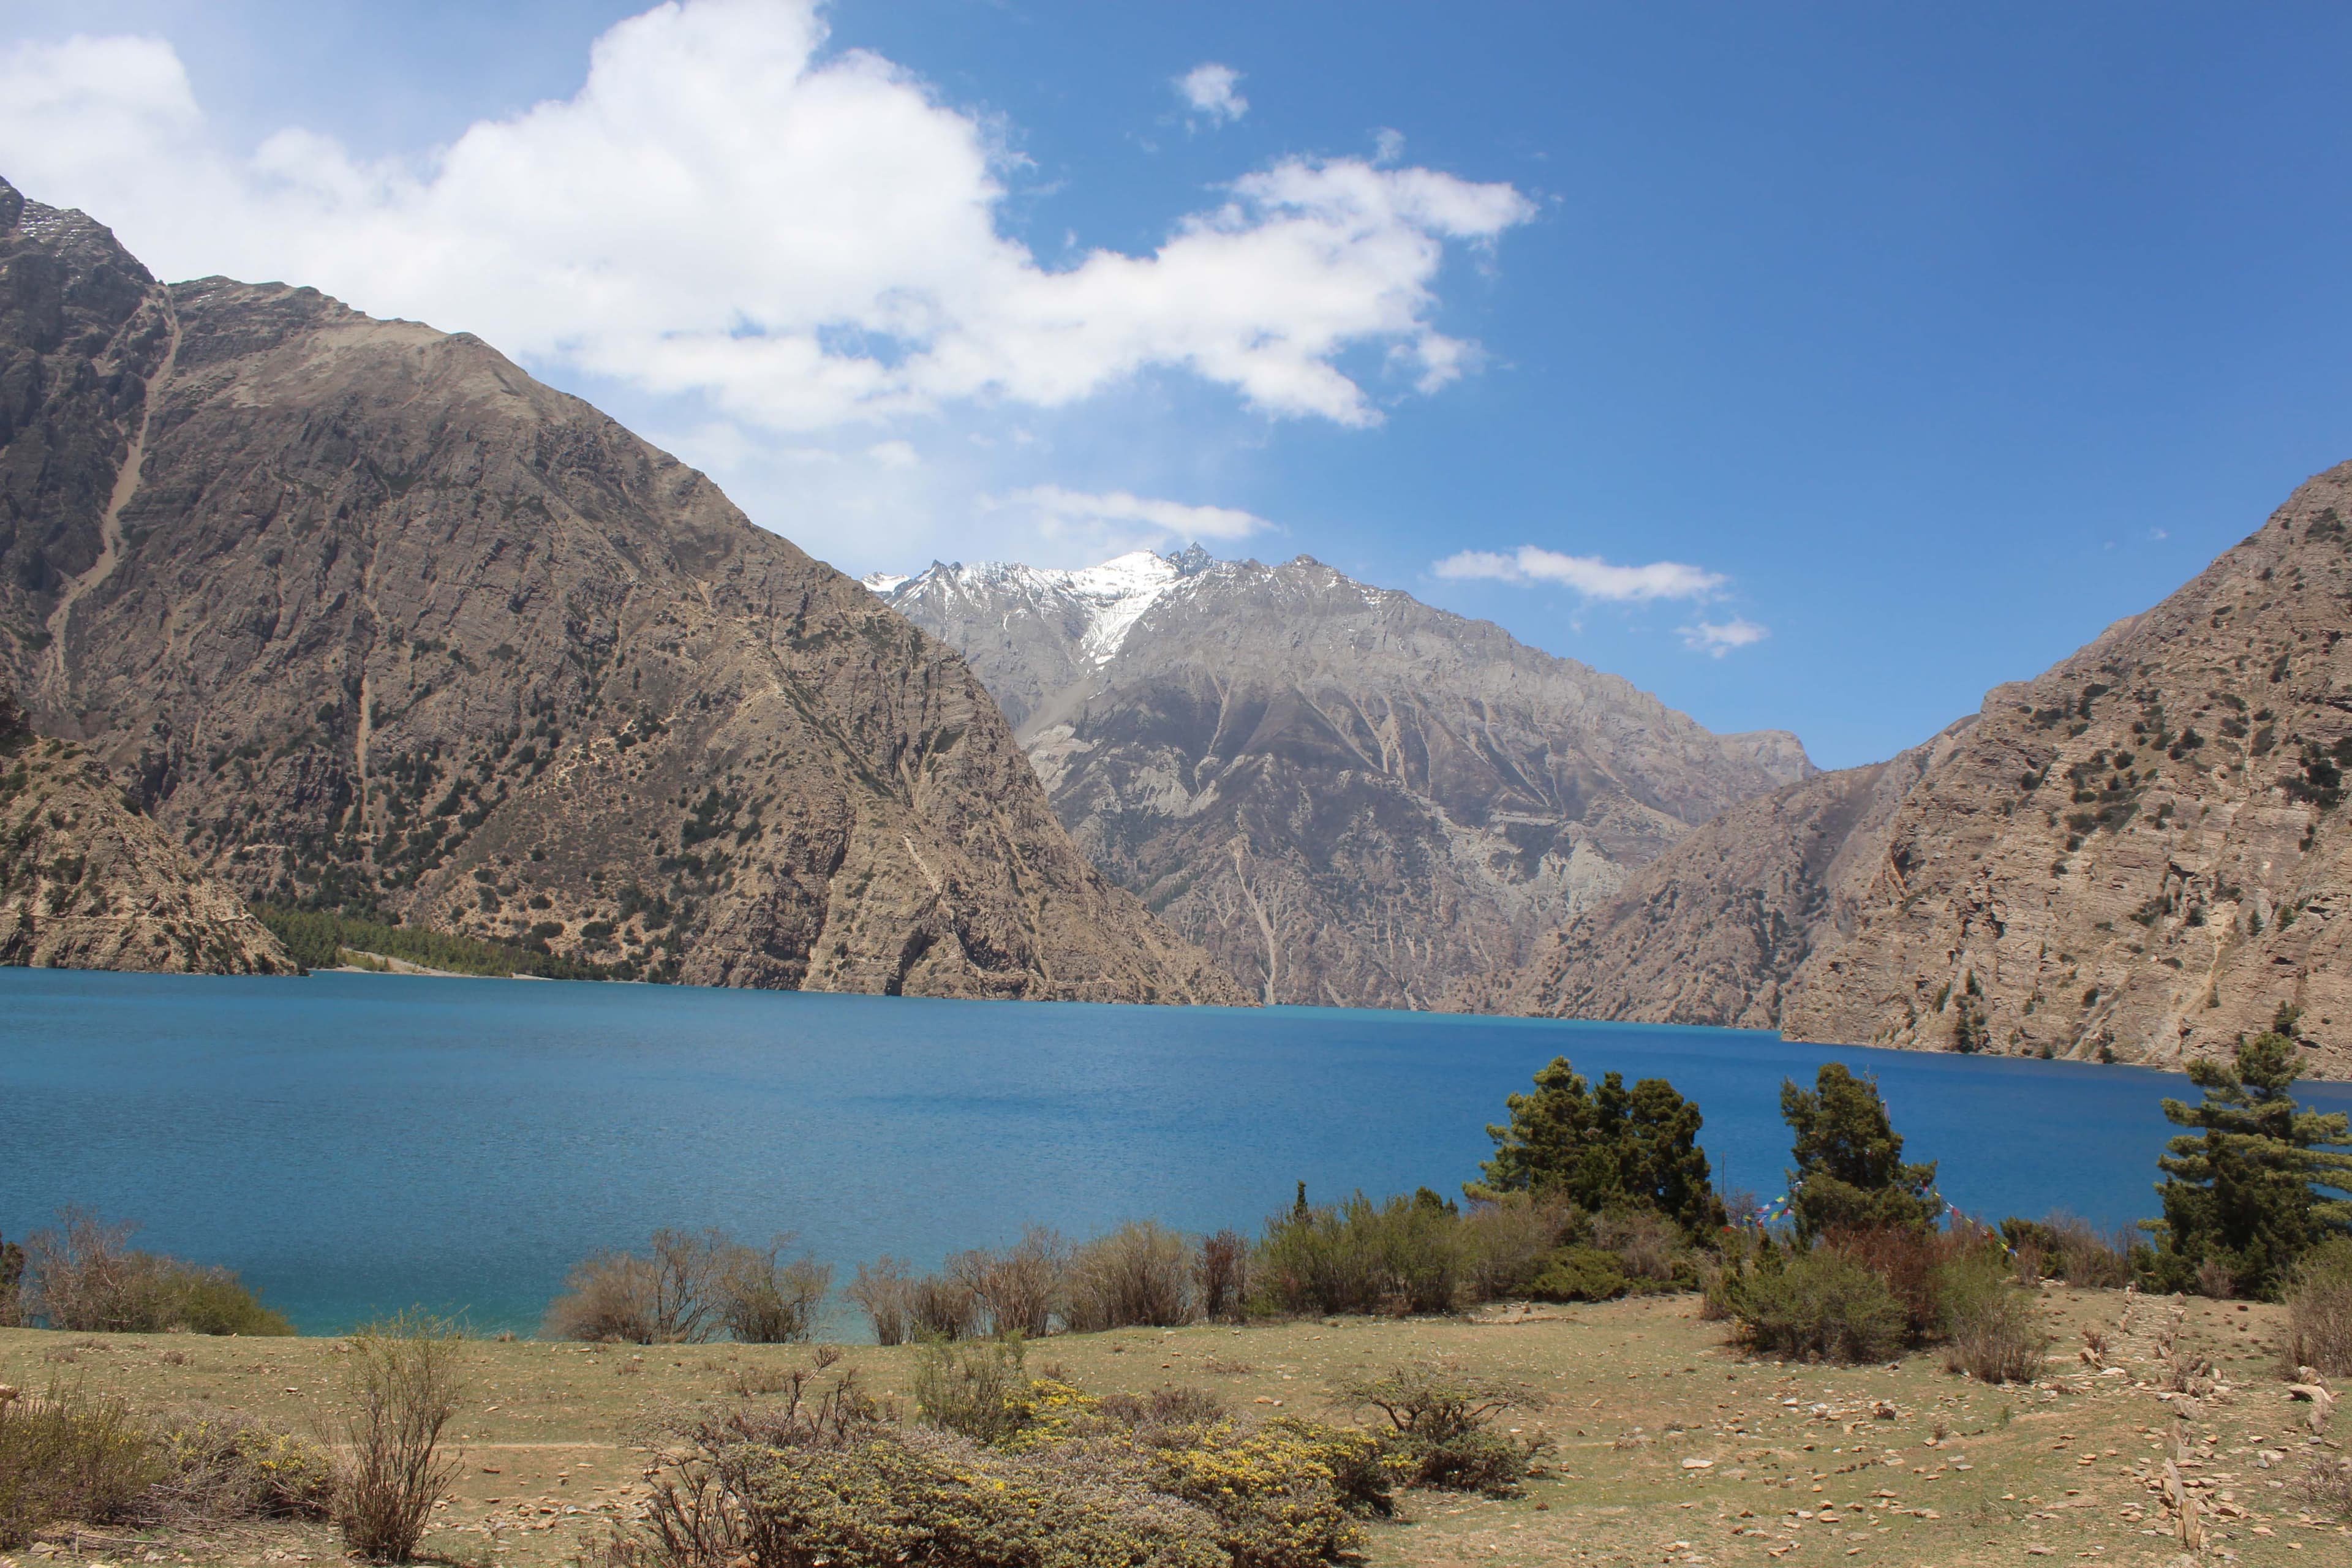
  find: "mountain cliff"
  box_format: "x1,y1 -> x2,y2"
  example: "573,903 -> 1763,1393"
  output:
0,175 -> 1242,1003
877,550 -> 1810,1007
0,688 -> 293,974
1494,464 -> 2352,1077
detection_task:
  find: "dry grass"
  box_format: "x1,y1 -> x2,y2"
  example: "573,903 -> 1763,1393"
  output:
3,1286 -> 2346,1568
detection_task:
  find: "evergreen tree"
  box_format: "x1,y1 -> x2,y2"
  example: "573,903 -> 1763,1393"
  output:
1780,1062 -> 1940,1240
2147,1031 -> 2352,1297
1471,1056 -> 1726,1234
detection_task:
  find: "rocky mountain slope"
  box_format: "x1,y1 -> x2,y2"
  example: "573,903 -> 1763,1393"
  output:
0,175 -> 1240,1003
0,688 -> 292,973
1494,464 -> 2352,1077
877,550 -> 1810,1006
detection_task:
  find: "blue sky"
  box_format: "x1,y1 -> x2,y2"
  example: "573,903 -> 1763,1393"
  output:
5,2 -> 2351,768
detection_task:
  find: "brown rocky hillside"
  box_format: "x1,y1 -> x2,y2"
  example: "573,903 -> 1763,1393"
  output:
0,175 -> 1240,1003
1490,463 -> 2352,1077
0,689 -> 292,974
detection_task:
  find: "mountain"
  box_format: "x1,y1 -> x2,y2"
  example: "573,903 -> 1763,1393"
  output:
0,688 -> 293,973
875,549 -> 1810,1007
1493,464 -> 2352,1078
0,176 -> 1242,1004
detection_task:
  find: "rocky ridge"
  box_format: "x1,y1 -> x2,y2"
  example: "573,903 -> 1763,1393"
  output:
1494,464 -> 2352,1077
880,551 -> 1810,1007
0,690 -> 293,974
0,175 -> 1241,1003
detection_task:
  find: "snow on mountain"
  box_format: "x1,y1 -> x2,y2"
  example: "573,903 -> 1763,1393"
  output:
872,549 -> 1193,667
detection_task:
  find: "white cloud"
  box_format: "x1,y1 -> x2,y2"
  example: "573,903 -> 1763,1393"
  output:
1177,62 -> 1248,123
1431,545 -> 1726,602
0,1 -> 1529,433
865,439 -> 922,469
1373,128 -> 1405,165
995,484 -> 1269,545
1679,617 -> 1770,657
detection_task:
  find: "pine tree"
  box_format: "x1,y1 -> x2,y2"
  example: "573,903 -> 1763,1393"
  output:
1780,1062 -> 1940,1241
2148,1031 -> 2352,1297
1470,1056 -> 1726,1234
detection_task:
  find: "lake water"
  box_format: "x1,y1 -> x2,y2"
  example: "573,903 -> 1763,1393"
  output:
6,968 -> 2343,1336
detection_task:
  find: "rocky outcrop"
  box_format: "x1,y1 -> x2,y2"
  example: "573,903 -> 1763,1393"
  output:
0,175 -> 1242,1003
882,551 -> 1810,1008
0,702 -> 293,974
1496,464 -> 2352,1077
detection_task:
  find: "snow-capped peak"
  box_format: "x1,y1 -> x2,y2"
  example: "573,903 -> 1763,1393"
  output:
875,547 -> 1217,666
860,571 -> 910,595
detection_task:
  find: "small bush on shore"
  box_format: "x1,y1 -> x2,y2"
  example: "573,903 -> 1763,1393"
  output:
2283,1238 -> 2352,1376
546,1229 -> 827,1344
1066,1221 -> 1196,1331
1253,1189 -> 1465,1317
847,1257 -> 911,1345
1526,1245 -> 1628,1303
951,1226 -> 1068,1339
905,1271 -> 981,1341
20,1210 -> 290,1336
1720,1246 -> 1908,1363
1199,1229 -> 1250,1322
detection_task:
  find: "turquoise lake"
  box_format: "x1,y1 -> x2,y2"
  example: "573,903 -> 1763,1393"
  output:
6,968 -> 2345,1335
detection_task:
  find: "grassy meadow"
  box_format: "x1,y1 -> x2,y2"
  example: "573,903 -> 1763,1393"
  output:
3,1284 -> 2344,1568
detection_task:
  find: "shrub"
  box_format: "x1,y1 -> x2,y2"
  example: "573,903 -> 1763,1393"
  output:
1198,1229 -> 1250,1323
847,1257 -> 910,1346
1939,1256 -> 2051,1384
1340,1361 -> 1547,1496
905,1272 -> 981,1341
911,1336 -> 1035,1446
150,1412 -> 336,1522
549,1229 -> 825,1344
21,1210 -> 290,1335
1526,1245 -> 1628,1303
1252,1191 -> 1464,1317
2296,1453 -> 2352,1523
334,1311 -> 467,1563
1722,1247 -> 1908,1363
2283,1238 -> 2352,1376
1457,1194 -> 1577,1300
0,1384 -> 160,1548
951,1227 -> 1067,1339
593,1368 -> 1378,1568
715,1243 -> 831,1344
1066,1221 -> 1198,1332
1823,1222 -> 1997,1341
1998,1213 -> 2136,1287
1593,1208 -> 1686,1285
0,1234 -> 24,1326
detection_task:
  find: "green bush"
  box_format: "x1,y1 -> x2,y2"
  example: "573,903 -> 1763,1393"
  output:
911,1336 -> 1035,1446
151,1412 -> 336,1521
1720,1247 -> 1909,1363
1526,1245 -> 1628,1303
1937,1256 -> 2050,1384
1251,1189 -> 1465,1317
1065,1221 -> 1196,1332
597,1366 -> 1385,1568
1339,1362 -> 1547,1497
21,1211 -> 290,1336
0,1384 -> 160,1548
